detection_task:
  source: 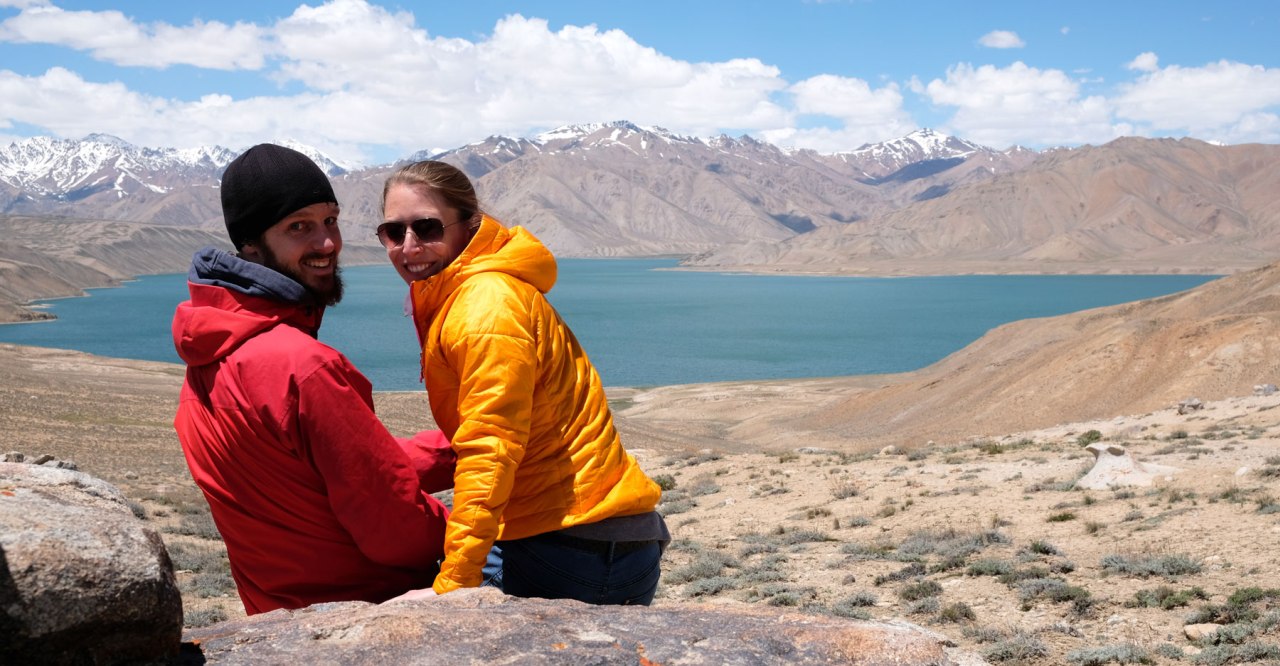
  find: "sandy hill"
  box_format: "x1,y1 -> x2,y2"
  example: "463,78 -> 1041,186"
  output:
618,260 -> 1280,452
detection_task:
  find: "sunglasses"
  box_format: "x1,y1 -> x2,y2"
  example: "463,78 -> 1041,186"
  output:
375,218 -> 465,248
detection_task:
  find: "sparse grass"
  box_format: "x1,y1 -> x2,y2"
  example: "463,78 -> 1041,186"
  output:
1085,521 -> 1105,535
841,590 -> 879,607
775,527 -> 836,545
683,576 -> 738,598
664,450 -> 723,467
1076,430 -> 1104,446
1125,585 -> 1208,609
658,497 -> 696,515
184,606 -> 228,628
1048,511 -> 1077,522
1026,478 -> 1077,493
652,474 -> 677,491
937,601 -> 976,623
1026,540 -> 1063,556
976,440 -> 1005,455
829,477 -> 859,499
685,474 -> 721,497
665,551 -> 738,584
1017,577 -> 1092,612
894,528 -> 1009,562
983,631 -> 1050,663
168,511 -> 222,540
182,571 -> 235,599
1066,643 -> 1153,665
165,540 -> 230,575
897,579 -> 943,601
967,558 -> 1014,577
873,562 -> 926,586
1185,587 -> 1280,626
1100,553 -> 1202,578
1191,642 -> 1280,666
839,540 -> 895,560
905,597 -> 940,615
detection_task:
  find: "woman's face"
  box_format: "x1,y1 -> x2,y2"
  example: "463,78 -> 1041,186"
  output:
381,183 -> 473,284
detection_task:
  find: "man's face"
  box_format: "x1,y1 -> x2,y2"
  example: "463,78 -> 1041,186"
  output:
242,202 -> 344,305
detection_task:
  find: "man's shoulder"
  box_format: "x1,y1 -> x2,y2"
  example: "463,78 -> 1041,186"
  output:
235,323 -> 352,375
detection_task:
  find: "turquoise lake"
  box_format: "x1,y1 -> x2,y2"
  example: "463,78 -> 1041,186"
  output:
0,259 -> 1217,390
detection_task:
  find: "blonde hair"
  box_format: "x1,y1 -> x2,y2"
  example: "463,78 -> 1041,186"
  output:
382,160 -> 482,231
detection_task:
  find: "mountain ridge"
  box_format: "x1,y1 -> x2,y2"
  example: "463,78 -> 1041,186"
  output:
1,125 -> 1276,274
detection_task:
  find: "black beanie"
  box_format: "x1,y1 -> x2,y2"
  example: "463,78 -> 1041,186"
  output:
220,143 -> 338,249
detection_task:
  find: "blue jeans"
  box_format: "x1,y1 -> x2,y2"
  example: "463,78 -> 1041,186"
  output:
495,533 -> 661,605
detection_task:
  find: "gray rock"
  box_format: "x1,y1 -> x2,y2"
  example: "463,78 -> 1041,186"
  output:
181,587 -> 986,665
1075,443 -> 1181,490
0,462 -> 182,664
1177,398 -> 1204,415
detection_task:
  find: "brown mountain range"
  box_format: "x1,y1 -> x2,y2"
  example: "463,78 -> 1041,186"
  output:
687,138 -> 1280,275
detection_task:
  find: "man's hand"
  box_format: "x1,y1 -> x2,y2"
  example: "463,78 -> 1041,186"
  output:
398,430 -> 456,493
384,587 -> 439,603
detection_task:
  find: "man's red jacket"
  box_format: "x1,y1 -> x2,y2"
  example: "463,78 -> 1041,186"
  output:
172,247 -> 452,614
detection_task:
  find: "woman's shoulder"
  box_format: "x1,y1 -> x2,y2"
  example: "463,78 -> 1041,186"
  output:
457,270 -> 543,302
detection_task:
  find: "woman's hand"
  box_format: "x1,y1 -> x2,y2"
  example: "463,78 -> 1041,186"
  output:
384,587 -> 439,603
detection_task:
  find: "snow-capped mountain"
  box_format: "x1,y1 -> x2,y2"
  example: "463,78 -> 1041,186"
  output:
0,135 -> 348,199
1,123 -> 1036,252
821,128 -> 1009,180
0,135 -> 352,227
0,135 -> 234,198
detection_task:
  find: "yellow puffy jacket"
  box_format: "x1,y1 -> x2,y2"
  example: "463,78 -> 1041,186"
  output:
409,215 -> 662,593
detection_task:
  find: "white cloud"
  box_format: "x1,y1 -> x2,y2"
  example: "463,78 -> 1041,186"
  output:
1114,60 -> 1280,141
0,3 -> 800,160
920,62 -> 1120,148
0,4 -> 268,69
1060,26 -> 1070,35
260,7 -> 793,153
2,0 -> 1276,160
1127,52 -> 1159,72
978,30 -> 1025,49
770,74 -> 914,150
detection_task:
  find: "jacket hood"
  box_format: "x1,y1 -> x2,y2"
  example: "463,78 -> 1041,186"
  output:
410,216 -> 557,321
172,246 -> 322,366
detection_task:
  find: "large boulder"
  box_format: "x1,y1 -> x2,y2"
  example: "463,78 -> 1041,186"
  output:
181,587 -> 986,665
1074,444 -> 1180,490
0,462 -> 183,663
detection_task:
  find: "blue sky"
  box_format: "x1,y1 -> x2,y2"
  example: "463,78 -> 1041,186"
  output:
1,0 -> 1277,165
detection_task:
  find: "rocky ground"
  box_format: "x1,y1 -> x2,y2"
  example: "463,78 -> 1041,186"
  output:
2,342 -> 1278,664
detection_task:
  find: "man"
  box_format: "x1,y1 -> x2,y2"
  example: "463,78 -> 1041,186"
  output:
172,143 -> 453,615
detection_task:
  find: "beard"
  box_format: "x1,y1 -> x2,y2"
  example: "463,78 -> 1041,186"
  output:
259,245 -> 345,307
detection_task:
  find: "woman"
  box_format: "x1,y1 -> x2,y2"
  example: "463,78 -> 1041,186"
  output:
378,160 -> 669,605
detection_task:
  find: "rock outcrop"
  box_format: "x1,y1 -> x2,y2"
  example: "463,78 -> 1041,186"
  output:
1074,444 -> 1181,490
0,462 -> 183,663
181,587 -> 987,665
